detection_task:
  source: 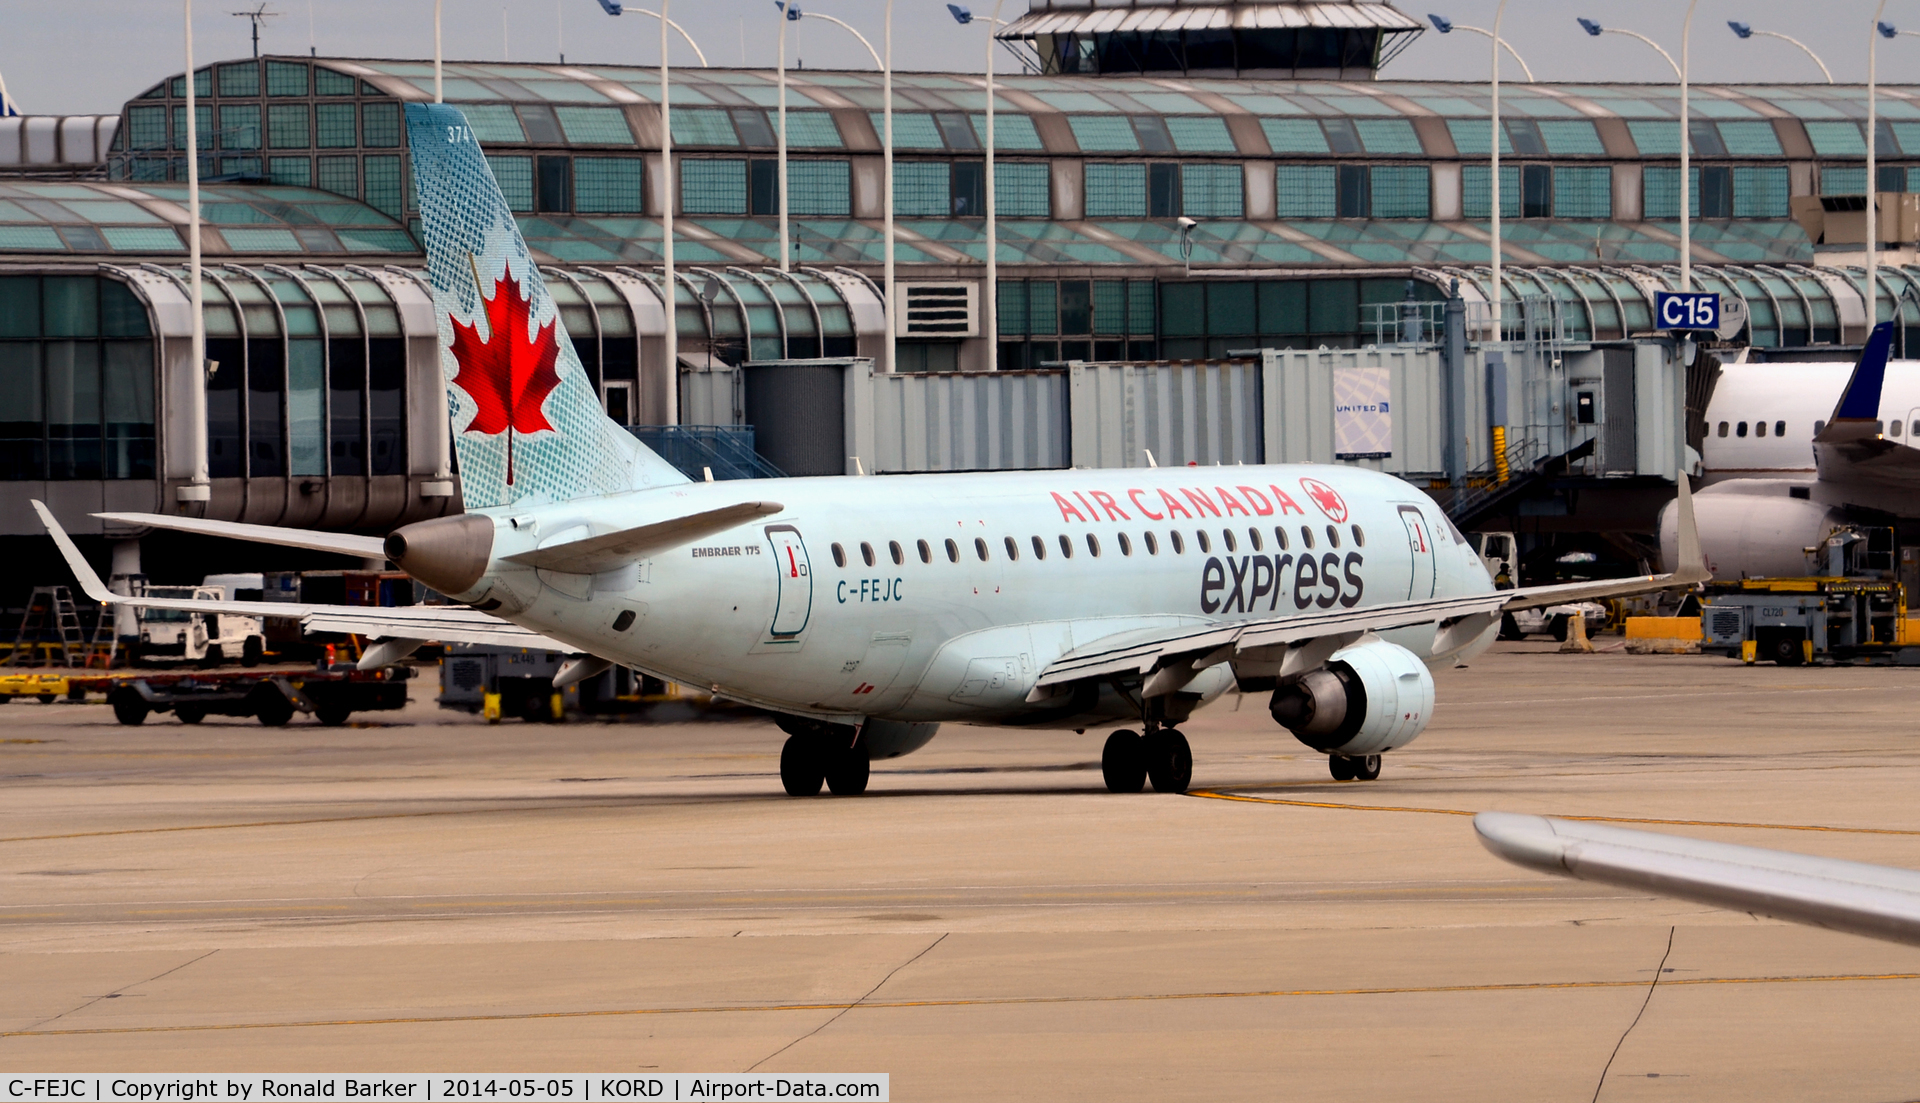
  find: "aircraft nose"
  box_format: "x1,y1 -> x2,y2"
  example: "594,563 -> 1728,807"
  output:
386,514 -> 496,596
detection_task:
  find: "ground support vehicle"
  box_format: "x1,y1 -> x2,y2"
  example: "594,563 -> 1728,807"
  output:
78,664 -> 411,726
438,644 -> 695,722
0,673 -> 73,703
132,586 -> 264,668
1700,578 -> 1920,665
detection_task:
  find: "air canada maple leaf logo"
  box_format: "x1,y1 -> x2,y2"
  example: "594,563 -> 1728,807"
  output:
448,272 -> 563,485
1299,477 -> 1348,523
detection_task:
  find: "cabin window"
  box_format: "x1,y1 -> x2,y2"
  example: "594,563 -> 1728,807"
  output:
1300,526 -> 1315,549
1755,421 -> 1767,438
974,537 -> 990,561
1775,420 -> 1786,437
1273,526 -> 1289,550
1247,528 -> 1262,551
1003,536 -> 1020,561
1717,421 -> 1729,437
1058,533 -> 1074,558
1031,535 -> 1047,560
1351,524 -> 1366,547
889,540 -> 905,565
1145,531 -> 1159,555
860,542 -> 876,567
1736,422 -> 1748,437
1171,531 -> 1185,554
1893,421 -> 1904,437
1221,529 -> 1236,552
1118,532 -> 1133,555
831,542 -> 847,568
1327,525 -> 1341,548
1086,533 -> 1101,557
945,538 -> 960,563
917,539 -> 932,563
1197,531 -> 1211,553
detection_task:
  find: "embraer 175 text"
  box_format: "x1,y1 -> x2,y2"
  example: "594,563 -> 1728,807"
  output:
37,103 -> 1709,797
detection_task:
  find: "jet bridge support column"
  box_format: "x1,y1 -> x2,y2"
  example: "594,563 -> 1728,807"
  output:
1442,291 -> 1469,482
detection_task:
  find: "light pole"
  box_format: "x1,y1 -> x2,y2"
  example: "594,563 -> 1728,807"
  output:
951,2 -> 1013,367
787,5 -> 894,371
1428,14 -> 1534,82
775,2 -> 802,272
184,0 -> 208,496
1578,11 -> 1694,289
598,0 -> 679,401
1726,21 -> 1833,83
1870,0 -> 1891,326
1490,0 -> 1509,337
593,1 -> 709,66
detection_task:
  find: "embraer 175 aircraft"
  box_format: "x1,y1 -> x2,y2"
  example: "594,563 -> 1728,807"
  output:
1661,323 -> 1920,579
37,104 -> 1706,797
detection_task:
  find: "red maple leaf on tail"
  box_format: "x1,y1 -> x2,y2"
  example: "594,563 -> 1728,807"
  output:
448,273 -> 563,485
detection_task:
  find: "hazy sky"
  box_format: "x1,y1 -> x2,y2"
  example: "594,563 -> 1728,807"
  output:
5,1 -> 1920,116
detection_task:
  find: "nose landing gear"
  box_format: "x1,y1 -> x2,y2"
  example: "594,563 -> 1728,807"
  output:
1328,753 -> 1381,782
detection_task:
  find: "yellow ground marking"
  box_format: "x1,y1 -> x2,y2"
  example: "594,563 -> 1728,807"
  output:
1186,790 -> 1920,836
5,972 -> 1916,1038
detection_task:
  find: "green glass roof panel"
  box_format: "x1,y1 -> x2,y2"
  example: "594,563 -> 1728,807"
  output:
54,200 -> 163,224
101,227 -> 183,251
0,226 -> 66,251
222,228 -> 301,252
1225,94 -> 1308,116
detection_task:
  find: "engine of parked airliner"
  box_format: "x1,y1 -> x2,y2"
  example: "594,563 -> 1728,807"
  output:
1659,481 -> 1846,580
1267,638 -> 1435,756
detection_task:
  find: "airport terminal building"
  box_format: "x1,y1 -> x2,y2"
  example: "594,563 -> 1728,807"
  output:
2,0 -> 1917,567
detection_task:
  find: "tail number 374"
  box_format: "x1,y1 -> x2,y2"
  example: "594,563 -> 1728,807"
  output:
446,125 -> 475,144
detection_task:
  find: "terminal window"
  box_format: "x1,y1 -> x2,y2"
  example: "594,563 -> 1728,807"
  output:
0,276 -> 156,481
997,278 -> 1156,368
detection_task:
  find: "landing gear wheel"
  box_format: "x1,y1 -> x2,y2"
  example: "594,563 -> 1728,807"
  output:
175,704 -> 205,725
1328,754 -> 1356,782
824,743 -> 870,796
1144,729 -> 1193,794
1349,754 -> 1381,781
779,734 -> 824,796
1101,730 -> 1147,793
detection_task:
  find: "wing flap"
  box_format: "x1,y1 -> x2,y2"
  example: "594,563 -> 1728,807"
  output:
502,501 -> 785,574
1475,812 -> 1920,948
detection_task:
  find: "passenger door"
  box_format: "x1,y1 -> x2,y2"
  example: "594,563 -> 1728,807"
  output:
764,524 -> 813,639
1399,505 -> 1436,600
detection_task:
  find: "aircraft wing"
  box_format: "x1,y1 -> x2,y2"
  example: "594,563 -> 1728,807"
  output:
34,502 -> 565,651
1033,476 -> 1706,691
1810,321 -> 1920,493
1475,812 -> 1920,949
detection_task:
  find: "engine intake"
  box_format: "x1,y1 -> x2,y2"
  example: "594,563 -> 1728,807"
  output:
1268,638 -> 1435,756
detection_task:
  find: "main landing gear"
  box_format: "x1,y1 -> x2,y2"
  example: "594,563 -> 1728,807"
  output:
780,731 -> 870,797
1328,754 -> 1381,782
1101,726 -> 1192,794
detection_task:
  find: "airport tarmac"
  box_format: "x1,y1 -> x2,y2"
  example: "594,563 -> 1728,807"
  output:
4,643 -> 1920,1100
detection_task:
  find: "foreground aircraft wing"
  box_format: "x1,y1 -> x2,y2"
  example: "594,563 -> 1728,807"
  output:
92,511 -> 387,560
1811,321 -> 1920,493
1035,477 -> 1707,692
34,502 -> 564,650
1475,811 -> 1920,948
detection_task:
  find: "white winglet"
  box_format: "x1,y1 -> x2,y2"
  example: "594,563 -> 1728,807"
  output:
1671,473 -> 1708,583
32,500 -> 118,604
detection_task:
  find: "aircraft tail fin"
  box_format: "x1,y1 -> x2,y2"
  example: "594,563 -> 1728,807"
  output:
1816,320 -> 1895,442
404,103 -> 689,510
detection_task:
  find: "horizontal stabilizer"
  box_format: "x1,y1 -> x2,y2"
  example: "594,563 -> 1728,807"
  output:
94,511 -> 387,560
503,501 -> 785,574
35,501 -> 562,651
1475,811 -> 1920,948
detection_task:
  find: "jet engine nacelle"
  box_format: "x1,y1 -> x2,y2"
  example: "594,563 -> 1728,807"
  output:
1659,481 -> 1846,581
1267,638 -> 1435,756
